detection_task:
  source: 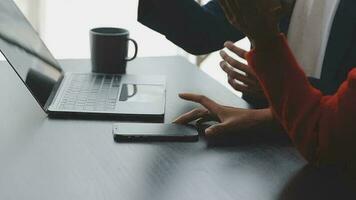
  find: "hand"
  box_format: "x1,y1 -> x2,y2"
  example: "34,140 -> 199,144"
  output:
219,41 -> 265,100
218,0 -> 289,45
173,93 -> 273,136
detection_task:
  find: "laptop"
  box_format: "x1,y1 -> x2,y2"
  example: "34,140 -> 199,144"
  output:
0,0 -> 166,120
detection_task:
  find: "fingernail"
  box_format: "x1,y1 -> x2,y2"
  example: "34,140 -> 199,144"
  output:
222,63 -> 228,69
205,128 -> 213,135
224,41 -> 233,47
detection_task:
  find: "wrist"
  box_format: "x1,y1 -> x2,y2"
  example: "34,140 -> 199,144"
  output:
253,108 -> 285,133
254,108 -> 274,123
251,33 -> 283,51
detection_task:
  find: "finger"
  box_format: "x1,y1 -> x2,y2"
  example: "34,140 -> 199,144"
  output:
173,108 -> 210,124
220,61 -> 255,86
205,123 -> 227,136
179,93 -> 220,114
229,73 -> 260,89
220,50 -> 254,77
229,76 -> 265,98
196,115 -> 220,125
224,41 -> 247,59
228,77 -> 250,94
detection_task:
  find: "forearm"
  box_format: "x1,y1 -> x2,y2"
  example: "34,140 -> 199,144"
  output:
252,108 -> 286,135
317,70 -> 356,165
248,38 -> 356,165
138,0 -> 245,54
246,34 -> 323,162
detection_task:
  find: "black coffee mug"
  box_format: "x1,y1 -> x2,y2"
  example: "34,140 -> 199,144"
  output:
90,27 -> 138,74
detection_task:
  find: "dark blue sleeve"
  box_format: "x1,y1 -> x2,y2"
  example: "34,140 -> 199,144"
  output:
138,0 -> 245,55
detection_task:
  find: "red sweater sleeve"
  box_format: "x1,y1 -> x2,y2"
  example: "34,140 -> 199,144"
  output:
246,34 -> 356,166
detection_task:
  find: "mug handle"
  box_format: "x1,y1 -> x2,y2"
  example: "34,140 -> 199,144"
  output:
127,85 -> 138,98
121,84 -> 138,100
125,38 -> 138,61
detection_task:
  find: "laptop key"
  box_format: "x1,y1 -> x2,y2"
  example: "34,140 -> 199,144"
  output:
59,74 -> 120,112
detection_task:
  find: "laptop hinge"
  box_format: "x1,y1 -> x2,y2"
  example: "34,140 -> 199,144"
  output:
43,74 -> 65,112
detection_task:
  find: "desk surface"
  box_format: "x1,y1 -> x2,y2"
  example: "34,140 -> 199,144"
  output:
0,56 -> 354,200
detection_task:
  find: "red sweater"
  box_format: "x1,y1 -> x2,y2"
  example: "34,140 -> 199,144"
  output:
246,34 -> 356,167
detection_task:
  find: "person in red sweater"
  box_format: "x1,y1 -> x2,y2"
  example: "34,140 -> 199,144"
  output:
174,0 -> 356,170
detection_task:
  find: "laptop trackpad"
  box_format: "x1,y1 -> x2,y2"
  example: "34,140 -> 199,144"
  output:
116,84 -> 165,114
119,84 -> 164,102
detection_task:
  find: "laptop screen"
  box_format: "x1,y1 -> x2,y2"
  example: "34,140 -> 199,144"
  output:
0,0 -> 63,107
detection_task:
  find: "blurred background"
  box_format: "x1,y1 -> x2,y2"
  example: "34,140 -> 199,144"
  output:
9,0 -> 250,96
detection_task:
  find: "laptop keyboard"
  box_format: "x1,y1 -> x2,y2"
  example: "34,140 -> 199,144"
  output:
58,74 -> 121,111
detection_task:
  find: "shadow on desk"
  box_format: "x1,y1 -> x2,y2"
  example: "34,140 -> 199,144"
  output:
279,165 -> 356,200
197,122 -> 291,148
198,123 -> 356,200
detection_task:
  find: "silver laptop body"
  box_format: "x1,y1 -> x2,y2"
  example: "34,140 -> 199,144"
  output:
0,0 -> 166,120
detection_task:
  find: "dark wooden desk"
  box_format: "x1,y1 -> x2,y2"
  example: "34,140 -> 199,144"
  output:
0,56 -> 354,200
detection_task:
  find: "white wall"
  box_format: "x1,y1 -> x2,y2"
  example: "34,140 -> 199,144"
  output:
41,0 -> 181,59
8,0 -> 250,97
